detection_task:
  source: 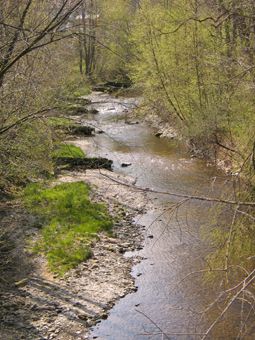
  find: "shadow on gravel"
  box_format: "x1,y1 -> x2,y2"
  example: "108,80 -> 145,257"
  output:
29,277 -> 107,311
0,203 -> 39,340
0,203 -> 114,340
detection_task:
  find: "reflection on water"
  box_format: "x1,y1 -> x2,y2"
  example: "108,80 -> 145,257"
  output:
81,93 -> 253,339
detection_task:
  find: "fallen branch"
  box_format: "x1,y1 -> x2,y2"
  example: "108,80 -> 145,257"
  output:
99,172 -> 255,207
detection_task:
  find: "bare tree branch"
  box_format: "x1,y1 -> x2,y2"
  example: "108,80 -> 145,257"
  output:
99,172 -> 255,207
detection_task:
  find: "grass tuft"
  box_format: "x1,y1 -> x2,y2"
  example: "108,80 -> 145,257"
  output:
52,144 -> 85,159
23,182 -> 112,275
47,117 -> 74,128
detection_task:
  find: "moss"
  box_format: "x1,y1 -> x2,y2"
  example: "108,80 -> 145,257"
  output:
23,182 -> 113,275
52,144 -> 85,159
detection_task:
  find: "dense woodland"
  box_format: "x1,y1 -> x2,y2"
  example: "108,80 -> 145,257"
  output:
0,0 -> 255,338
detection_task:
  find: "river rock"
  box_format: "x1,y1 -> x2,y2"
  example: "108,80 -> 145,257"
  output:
55,157 -> 113,170
88,108 -> 99,114
67,126 -> 95,136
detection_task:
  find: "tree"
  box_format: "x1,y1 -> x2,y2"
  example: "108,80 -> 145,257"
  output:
0,0 -> 83,191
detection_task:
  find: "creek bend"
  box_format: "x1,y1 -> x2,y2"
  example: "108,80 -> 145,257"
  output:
72,92 -> 246,339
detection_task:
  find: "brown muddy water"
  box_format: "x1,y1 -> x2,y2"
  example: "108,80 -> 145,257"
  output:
76,92 -> 253,340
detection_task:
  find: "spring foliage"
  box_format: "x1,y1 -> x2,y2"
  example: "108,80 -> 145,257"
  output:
122,1 -> 252,172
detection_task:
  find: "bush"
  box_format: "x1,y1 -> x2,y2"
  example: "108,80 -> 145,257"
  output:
56,72 -> 91,100
0,121 -> 54,192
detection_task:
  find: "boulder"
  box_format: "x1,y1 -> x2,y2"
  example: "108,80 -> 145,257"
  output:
67,125 -> 95,136
88,108 -> 99,114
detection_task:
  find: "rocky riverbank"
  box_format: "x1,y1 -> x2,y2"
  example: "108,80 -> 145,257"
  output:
0,167 -> 148,340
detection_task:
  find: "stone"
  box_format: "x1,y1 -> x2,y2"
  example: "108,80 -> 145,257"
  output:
88,109 -> 99,114
101,313 -> 108,320
77,313 -> 88,321
121,163 -> 132,167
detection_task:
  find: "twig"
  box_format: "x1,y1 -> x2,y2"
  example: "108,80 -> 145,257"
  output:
201,270 -> 255,339
135,309 -> 171,340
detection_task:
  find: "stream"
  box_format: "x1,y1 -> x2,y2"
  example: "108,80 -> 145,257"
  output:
75,92 -> 251,339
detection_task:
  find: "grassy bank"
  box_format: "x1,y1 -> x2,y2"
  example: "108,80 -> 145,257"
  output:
47,117 -> 74,128
52,144 -> 85,159
23,181 -> 112,275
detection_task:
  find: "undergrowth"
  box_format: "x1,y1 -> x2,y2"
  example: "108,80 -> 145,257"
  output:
57,71 -> 91,99
23,182 -> 112,275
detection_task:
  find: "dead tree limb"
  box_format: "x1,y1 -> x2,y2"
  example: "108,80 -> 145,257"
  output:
99,172 -> 255,207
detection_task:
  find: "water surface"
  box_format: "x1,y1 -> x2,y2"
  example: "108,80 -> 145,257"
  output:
78,92 -> 251,339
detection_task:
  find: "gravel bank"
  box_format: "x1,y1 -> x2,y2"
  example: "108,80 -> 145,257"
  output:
0,170 -> 148,340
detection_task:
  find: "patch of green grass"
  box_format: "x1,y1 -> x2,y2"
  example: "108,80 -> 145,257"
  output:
23,182 -> 113,275
47,117 -> 74,128
52,144 -> 85,159
73,87 -> 91,97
